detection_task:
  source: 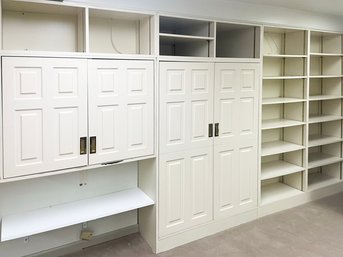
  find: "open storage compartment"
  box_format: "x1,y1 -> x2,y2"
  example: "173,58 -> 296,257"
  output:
310,56 -> 342,77
262,79 -> 305,104
263,27 -> 307,56
262,102 -> 305,130
309,120 -> 342,147
309,99 -> 342,123
216,22 -> 260,58
159,16 -> 215,57
89,8 -> 153,55
261,125 -> 305,157
2,0 -> 85,52
263,57 -> 306,78
261,172 -> 303,205
309,77 -> 342,100
308,163 -> 341,191
308,142 -> 342,169
310,31 -> 342,55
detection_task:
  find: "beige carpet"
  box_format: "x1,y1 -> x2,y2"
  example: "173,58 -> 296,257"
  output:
62,192 -> 343,257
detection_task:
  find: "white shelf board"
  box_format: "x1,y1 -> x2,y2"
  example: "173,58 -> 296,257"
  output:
308,152 -> 343,169
263,76 -> 307,80
308,114 -> 343,124
310,75 -> 343,79
261,119 -> 305,130
159,33 -> 214,42
308,135 -> 342,147
1,188 -> 154,242
309,95 -> 343,101
264,54 -> 307,58
261,141 -> 304,157
262,97 -> 305,105
261,160 -> 304,180
261,182 -> 303,206
310,53 -> 343,57
308,173 -> 341,191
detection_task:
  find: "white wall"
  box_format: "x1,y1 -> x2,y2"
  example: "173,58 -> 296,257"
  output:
70,0 -> 343,31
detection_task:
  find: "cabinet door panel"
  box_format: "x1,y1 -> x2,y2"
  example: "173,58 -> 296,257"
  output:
3,57 -> 88,178
214,63 -> 259,218
159,148 -> 213,237
160,62 -> 214,154
88,60 -> 154,165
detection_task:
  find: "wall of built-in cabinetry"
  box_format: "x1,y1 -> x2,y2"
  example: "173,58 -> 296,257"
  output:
0,0 -> 343,257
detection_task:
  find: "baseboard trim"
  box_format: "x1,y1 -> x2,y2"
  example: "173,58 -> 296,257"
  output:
29,225 -> 139,257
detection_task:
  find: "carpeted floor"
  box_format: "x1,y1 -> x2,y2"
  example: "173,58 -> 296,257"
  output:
62,192 -> 343,257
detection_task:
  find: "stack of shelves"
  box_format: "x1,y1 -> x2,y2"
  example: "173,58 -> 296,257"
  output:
308,31 -> 343,190
261,27 -> 307,205
159,16 -> 215,57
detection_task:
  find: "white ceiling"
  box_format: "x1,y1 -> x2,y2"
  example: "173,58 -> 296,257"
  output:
227,0 -> 343,16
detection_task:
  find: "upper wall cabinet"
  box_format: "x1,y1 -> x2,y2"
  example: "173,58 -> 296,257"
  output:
159,16 -> 260,58
2,0 -> 86,52
88,8 -> 154,55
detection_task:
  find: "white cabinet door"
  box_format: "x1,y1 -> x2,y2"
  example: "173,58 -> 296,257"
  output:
3,57 -> 88,178
88,60 -> 154,165
159,148 -> 213,237
159,62 -> 214,237
159,62 -> 214,154
214,63 -> 259,219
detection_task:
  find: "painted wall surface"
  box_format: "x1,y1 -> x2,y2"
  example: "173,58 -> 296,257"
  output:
70,0 -> 343,31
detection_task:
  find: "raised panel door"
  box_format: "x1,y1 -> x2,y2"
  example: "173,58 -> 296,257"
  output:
159,62 -> 214,154
214,63 -> 259,218
2,57 -> 87,178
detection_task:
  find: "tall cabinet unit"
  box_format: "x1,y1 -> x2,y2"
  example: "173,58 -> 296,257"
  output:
157,15 -> 260,251
308,31 -> 343,190
0,0 -> 157,250
261,27 -> 307,207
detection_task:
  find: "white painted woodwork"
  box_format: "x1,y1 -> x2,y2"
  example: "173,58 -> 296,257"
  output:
159,148 -> 213,237
2,57 -> 88,178
1,188 -> 154,241
159,62 -> 214,154
214,63 -> 259,219
88,60 -> 154,165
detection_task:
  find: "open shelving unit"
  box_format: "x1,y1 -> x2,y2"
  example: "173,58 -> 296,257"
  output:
1,0 -> 85,52
261,26 -> 308,205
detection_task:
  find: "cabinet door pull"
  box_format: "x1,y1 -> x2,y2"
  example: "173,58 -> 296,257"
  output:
215,123 -> 219,137
90,136 -> 97,154
209,124 -> 214,137
80,137 -> 87,155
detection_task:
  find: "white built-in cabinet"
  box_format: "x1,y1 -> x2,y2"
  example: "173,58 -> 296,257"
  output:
2,57 -> 154,178
159,62 -> 259,236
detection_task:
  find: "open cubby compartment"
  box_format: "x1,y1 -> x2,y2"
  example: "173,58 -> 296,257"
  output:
159,16 -> 215,57
309,77 -> 342,100
308,163 -> 341,191
309,99 -> 342,123
89,8 -> 153,55
263,27 -> 307,56
262,102 -> 304,130
216,22 -> 260,58
262,79 -> 305,104
310,31 -> 342,54
261,172 -> 303,206
263,57 -> 306,78
308,142 -> 342,169
2,0 -> 85,52
261,125 -> 304,157
261,150 -> 304,181
309,120 -> 342,147
310,56 -> 342,76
